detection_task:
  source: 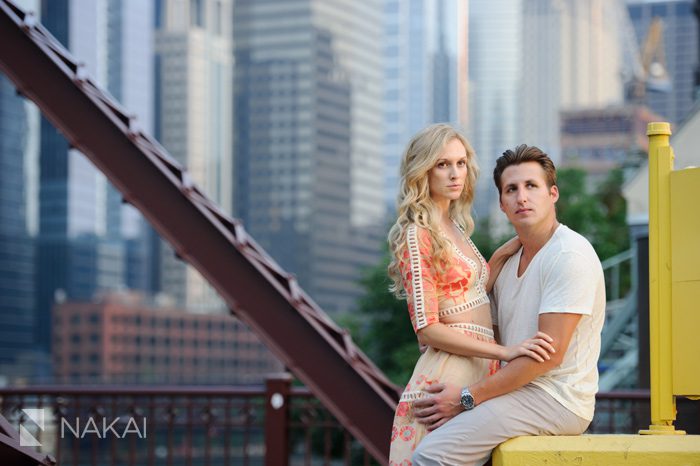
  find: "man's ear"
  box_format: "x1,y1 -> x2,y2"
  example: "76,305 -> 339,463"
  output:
499,194 -> 505,212
550,184 -> 559,203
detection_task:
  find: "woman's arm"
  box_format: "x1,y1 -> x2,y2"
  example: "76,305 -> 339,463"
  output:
485,236 -> 521,293
405,227 -> 552,361
418,324 -> 554,362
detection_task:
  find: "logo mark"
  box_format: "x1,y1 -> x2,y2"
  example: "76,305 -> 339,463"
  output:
15,407 -> 147,446
19,408 -> 45,447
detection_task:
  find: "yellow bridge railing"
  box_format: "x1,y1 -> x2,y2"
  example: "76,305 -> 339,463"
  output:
642,122 -> 700,435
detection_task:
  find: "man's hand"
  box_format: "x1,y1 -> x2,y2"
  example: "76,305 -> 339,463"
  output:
413,382 -> 463,431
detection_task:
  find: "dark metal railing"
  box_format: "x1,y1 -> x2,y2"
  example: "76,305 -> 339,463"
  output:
4,381 -> 696,465
1,385 -> 264,466
588,390 -> 651,434
0,376 -> 376,466
590,390 -> 700,435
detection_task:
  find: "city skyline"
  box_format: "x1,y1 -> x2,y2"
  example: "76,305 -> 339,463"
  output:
0,0 -> 697,385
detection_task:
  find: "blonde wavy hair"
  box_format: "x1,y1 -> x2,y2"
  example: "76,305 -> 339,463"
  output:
387,123 -> 479,298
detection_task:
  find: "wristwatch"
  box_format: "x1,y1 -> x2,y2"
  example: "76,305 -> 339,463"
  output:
460,387 -> 475,411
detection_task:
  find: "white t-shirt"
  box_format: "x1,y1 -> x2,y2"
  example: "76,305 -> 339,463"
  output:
491,224 -> 605,421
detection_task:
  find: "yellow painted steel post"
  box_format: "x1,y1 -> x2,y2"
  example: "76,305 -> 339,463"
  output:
640,122 -> 685,435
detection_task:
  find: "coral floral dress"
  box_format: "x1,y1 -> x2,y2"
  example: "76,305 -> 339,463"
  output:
389,223 -> 499,465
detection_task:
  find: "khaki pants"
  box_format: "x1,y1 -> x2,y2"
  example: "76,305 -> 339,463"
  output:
412,384 -> 590,466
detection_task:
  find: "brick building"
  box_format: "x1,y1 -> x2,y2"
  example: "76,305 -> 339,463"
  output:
560,104 -> 664,179
52,293 -> 283,384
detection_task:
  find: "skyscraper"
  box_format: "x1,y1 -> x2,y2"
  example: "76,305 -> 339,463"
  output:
383,0 -> 467,209
37,0 -> 109,356
627,0 -> 699,126
154,0 -> 233,311
234,0 -> 385,315
106,0 -> 155,296
0,74 -> 35,381
36,0 -> 153,360
468,0 -> 523,217
520,0 -> 625,161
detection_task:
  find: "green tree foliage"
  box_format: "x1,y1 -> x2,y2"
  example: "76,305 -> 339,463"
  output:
556,168 -> 629,260
342,248 -> 419,386
470,217 -> 515,260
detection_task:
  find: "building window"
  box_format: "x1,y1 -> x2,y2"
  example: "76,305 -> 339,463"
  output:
190,0 -> 204,28
214,0 -> 223,36
155,0 -> 165,28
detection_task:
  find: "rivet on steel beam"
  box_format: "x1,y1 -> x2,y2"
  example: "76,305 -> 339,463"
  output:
21,12 -> 36,30
126,116 -> 141,139
287,275 -> 303,304
226,301 -> 242,316
179,171 -> 194,193
74,62 -> 88,82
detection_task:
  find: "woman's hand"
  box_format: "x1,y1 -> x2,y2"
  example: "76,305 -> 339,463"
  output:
501,331 -> 556,362
492,235 -> 521,260
486,236 -> 521,293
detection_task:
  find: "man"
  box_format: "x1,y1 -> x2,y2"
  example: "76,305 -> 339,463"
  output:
411,145 -> 605,465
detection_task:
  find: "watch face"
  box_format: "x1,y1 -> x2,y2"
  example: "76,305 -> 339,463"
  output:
460,389 -> 474,410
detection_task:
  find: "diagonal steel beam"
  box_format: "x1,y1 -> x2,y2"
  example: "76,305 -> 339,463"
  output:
0,0 -> 400,462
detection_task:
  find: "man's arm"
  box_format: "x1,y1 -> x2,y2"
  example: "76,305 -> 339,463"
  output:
413,312 -> 581,431
470,312 -> 581,404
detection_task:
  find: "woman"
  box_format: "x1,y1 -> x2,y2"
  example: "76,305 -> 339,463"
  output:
387,124 -> 553,464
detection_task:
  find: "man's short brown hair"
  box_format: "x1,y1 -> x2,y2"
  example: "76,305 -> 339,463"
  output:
493,144 -> 557,194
